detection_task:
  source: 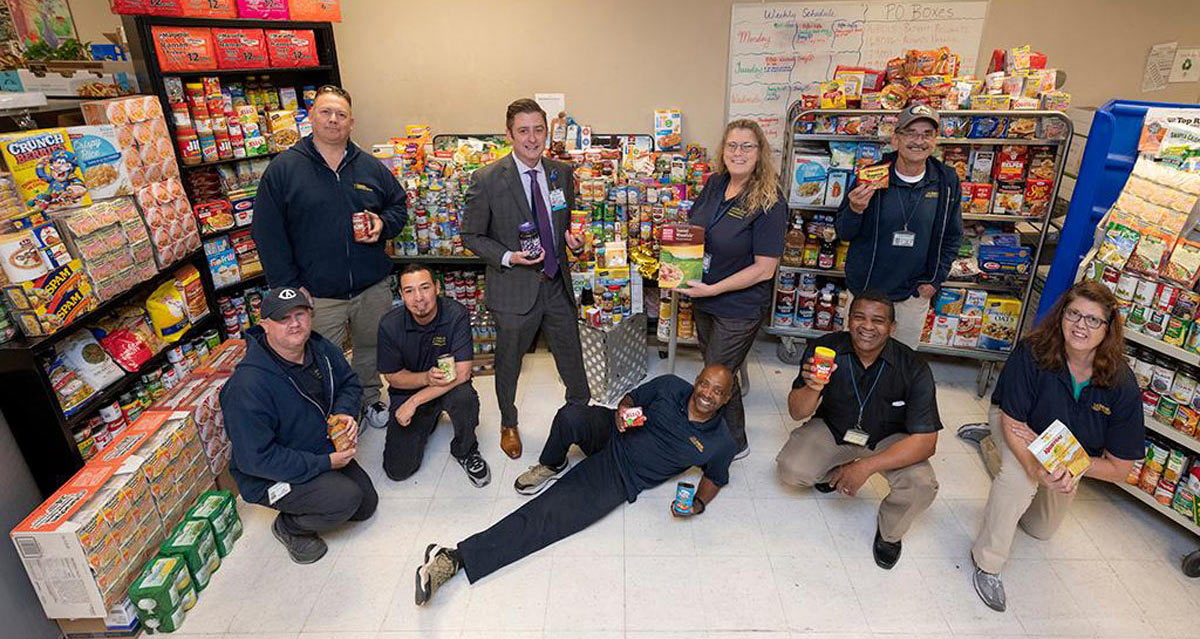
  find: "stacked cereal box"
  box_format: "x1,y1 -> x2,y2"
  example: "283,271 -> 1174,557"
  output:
921,287 -> 1021,352
81,96 -> 200,268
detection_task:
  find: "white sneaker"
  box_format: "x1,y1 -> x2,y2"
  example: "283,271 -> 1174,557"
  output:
364,401 -> 389,429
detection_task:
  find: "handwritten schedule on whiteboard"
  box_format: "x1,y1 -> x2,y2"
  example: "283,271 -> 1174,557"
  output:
728,1 -> 988,162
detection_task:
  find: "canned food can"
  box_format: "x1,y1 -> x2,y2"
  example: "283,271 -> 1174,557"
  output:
672,481 -> 696,514
1156,395 -> 1180,424
1142,389 -> 1161,415
1165,317 -> 1190,346
202,329 -> 220,350
1133,279 -> 1160,307
1114,271 -> 1139,301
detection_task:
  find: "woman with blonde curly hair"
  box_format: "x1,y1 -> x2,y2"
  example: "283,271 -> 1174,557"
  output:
682,119 -> 787,457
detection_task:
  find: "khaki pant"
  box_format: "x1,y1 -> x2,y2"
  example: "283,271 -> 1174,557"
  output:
311,278 -> 393,409
776,420 -> 939,543
971,406 -> 1076,574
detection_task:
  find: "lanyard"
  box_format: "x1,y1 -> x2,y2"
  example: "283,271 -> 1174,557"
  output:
848,355 -> 886,429
890,187 -> 919,232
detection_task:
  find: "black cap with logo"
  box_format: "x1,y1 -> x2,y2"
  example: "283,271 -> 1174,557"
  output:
260,287 -> 313,321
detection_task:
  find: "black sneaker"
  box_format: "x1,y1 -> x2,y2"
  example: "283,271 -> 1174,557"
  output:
872,527 -> 902,570
813,482 -> 837,493
457,450 -> 491,487
415,543 -> 461,606
272,515 -> 328,564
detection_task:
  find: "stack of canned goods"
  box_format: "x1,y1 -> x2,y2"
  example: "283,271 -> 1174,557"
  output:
1108,270 -> 1200,352
1127,341 -> 1200,438
217,288 -> 266,338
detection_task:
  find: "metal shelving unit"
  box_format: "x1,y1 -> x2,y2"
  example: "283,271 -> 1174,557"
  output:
773,108 -> 1073,395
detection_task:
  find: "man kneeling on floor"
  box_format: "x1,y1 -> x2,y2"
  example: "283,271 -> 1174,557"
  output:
221,286 -> 378,564
414,364 -> 738,605
377,263 -> 489,486
776,290 -> 940,569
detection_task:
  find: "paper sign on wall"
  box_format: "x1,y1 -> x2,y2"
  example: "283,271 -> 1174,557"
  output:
1143,41 -> 1177,92
1170,47 -> 1200,83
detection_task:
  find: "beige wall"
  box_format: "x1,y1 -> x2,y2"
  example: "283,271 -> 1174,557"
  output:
79,0 -> 1200,151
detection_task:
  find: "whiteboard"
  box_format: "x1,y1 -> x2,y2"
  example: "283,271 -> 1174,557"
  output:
727,1 -> 989,163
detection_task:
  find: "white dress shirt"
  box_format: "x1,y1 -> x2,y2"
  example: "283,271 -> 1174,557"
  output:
502,153 -> 556,267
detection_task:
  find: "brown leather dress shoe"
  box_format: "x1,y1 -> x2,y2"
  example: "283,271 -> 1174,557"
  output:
500,426 -> 522,459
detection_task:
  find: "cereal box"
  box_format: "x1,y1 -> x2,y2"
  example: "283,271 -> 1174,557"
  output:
151,27 -> 216,73
68,126 -> 132,200
266,110 -> 301,152
264,29 -> 319,68
954,289 -> 988,348
212,28 -> 268,69
927,315 -> 959,346
654,109 -> 682,152
658,224 -> 704,289
1,129 -> 91,214
979,295 -> 1021,351
1028,419 -> 1091,477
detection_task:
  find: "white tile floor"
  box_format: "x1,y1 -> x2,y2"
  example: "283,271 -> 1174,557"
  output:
170,337 -> 1200,639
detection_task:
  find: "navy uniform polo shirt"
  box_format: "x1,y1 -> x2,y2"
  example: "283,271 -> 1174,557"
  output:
992,340 -> 1144,459
377,297 -> 474,407
687,172 -> 787,319
793,331 -> 942,448
610,374 -> 738,501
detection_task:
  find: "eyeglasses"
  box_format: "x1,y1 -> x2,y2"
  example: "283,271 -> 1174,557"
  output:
897,129 -> 937,141
1064,307 -> 1108,330
725,142 -> 760,153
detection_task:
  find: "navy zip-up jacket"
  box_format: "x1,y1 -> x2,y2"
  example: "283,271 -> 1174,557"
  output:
219,325 -> 362,504
252,134 -> 407,299
835,152 -> 963,301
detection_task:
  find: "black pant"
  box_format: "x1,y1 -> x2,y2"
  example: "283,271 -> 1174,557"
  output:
458,404 -> 627,583
383,383 -> 481,481
695,308 -> 760,449
492,277 -> 591,427
266,459 -> 378,536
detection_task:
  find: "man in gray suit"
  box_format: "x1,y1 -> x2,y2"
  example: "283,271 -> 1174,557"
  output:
462,98 -> 591,459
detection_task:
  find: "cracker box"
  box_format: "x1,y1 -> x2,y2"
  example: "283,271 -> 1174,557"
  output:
658,224 -> 704,289
1,128 -> 91,214
212,28 -> 269,69
187,490 -> 241,556
979,295 -> 1021,351
264,29 -> 319,68
151,27 -> 216,73
1028,419 -> 1092,477
159,519 -> 221,590
236,0 -> 288,19
68,125 -> 133,200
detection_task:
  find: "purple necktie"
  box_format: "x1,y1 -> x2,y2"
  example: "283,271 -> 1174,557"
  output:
527,169 -> 558,278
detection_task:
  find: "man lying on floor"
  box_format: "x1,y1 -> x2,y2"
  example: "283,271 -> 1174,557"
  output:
414,364 -> 737,605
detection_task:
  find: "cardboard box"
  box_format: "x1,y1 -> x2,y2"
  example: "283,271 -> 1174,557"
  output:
56,616 -> 139,639
658,224 -> 704,289
212,28 -> 269,69
1028,419 -> 1091,477
790,150 -> 831,206
4,259 -> 98,337
953,289 -> 988,348
979,295 -> 1021,351
264,29 -> 319,68
653,109 -> 682,151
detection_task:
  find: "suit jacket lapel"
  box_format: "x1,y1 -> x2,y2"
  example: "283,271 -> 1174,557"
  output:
502,157 -> 534,224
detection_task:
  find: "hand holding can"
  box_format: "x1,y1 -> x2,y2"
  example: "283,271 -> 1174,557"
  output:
808,347 -> 837,387
671,481 -> 696,516
436,354 -> 457,383
327,415 -> 355,451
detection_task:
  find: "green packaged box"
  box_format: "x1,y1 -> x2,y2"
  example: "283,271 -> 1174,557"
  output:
160,519 -> 221,591
187,490 -> 241,557
140,602 -> 187,635
127,556 -> 186,618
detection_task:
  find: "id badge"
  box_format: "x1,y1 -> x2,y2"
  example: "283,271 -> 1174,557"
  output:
842,428 -> 870,447
549,188 -> 567,211
703,252 -> 712,273
267,481 -> 291,505
892,230 -> 916,247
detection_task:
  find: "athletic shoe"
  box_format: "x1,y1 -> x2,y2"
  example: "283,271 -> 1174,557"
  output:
813,482 -> 837,493
364,401 -> 389,429
415,543 -> 460,606
957,422 -> 991,444
272,515 -> 327,564
733,443 -> 750,461
457,451 -> 491,487
972,564 -> 1007,612
514,460 -> 568,495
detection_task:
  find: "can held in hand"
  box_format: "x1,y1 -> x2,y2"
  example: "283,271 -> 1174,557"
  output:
672,481 -> 696,514
327,415 -> 355,452
437,354 -> 457,382
352,211 -> 372,242
518,221 -> 542,259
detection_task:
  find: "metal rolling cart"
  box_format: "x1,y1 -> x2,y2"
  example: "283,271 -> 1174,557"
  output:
771,106 -> 1073,396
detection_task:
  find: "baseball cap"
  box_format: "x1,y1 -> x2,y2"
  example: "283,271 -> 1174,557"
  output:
260,286 -> 312,321
896,104 -> 940,131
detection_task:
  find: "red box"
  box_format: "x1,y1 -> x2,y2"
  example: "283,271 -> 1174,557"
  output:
288,0 -> 341,21
181,0 -> 237,18
152,26 -> 217,72
212,28 -> 269,69
110,0 -> 184,15
265,29 -> 319,68
237,0 -> 288,19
